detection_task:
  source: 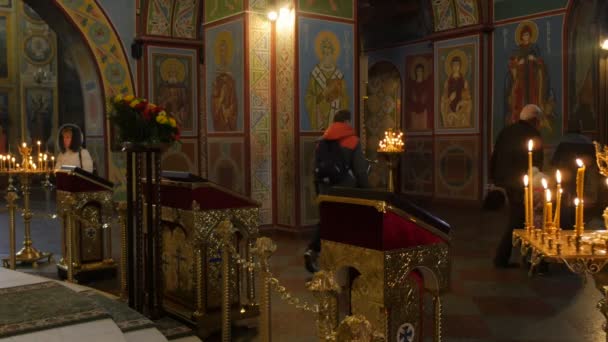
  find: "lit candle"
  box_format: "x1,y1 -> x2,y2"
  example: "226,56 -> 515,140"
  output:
545,189 -> 552,228
554,170 -> 562,228
43,154 -> 47,171
575,198 -> 584,235
541,178 -> 548,229
22,142 -> 25,148
576,159 -> 586,200
51,156 -> 55,170
37,141 -> 41,157
524,175 -> 530,228
11,157 -> 15,170
527,140 -> 534,227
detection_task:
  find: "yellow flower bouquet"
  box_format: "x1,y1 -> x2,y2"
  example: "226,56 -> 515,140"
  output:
110,94 -> 181,145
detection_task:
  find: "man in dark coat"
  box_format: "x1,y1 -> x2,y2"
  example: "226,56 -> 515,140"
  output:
304,109 -> 370,273
551,119 -> 595,230
491,104 -> 544,268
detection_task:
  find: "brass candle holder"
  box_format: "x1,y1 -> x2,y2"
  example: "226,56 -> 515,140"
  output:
377,129 -> 405,193
594,142 -> 608,228
0,141 -> 53,268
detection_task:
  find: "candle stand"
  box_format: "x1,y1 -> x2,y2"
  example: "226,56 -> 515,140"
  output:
377,129 -> 405,193
513,229 -> 608,340
1,170 -> 53,268
1,143 -> 54,269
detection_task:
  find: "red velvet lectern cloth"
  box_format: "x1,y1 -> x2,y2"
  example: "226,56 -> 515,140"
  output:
150,180 -> 259,211
319,201 -> 447,251
55,170 -> 113,192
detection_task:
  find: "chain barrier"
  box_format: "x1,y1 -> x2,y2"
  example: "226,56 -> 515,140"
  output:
209,231 -> 321,314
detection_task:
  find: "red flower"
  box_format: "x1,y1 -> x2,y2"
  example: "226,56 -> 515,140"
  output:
135,101 -> 147,111
142,107 -> 152,121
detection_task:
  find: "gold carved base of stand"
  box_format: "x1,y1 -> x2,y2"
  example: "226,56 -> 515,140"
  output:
513,228 -> 608,341
193,304 -> 260,338
2,246 -> 53,268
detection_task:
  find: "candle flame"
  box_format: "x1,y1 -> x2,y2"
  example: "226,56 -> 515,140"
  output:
546,189 -> 552,202
541,178 -> 548,189
22,142 -> 26,148
576,158 -> 584,167
37,141 -> 40,145
556,169 -> 561,183
605,178 -> 608,186
528,139 -> 533,151
575,198 -> 580,206
523,175 -> 529,186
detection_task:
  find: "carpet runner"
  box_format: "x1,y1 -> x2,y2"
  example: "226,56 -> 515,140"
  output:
154,317 -> 195,340
0,281 -> 109,338
81,290 -> 156,333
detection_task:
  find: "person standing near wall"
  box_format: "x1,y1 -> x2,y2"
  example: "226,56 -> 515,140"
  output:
490,104 -> 544,268
304,109 -> 369,273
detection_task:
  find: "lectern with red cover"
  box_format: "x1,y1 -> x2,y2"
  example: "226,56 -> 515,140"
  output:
318,188 -> 451,342
55,166 -> 115,279
151,173 -> 260,337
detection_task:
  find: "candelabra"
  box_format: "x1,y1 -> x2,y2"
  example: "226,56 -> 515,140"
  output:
593,141 -> 608,228
0,141 -> 54,268
377,129 -> 405,193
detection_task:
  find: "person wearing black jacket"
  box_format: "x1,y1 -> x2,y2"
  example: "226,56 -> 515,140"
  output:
491,104 -> 544,268
304,109 -> 370,273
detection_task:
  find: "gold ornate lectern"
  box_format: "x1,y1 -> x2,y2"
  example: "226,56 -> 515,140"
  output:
318,188 -> 451,341
55,166 -> 116,280
148,173 -> 260,337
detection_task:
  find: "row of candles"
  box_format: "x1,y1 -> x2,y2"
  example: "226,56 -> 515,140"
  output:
524,139 -> 586,235
378,129 -> 405,153
0,141 -> 55,172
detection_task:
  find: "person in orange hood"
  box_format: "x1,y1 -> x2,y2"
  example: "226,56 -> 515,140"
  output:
305,109 -> 370,273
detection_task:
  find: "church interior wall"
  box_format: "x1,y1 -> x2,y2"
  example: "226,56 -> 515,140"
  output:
6,0 -> 606,229
360,0 -> 604,207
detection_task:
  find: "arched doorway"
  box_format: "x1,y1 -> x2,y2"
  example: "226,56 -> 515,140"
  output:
24,0 -> 134,198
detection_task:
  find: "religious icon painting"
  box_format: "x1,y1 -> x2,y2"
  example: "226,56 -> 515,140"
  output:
0,89 -> 10,154
492,15 -> 563,145
434,135 -> 479,200
146,0 -> 174,36
300,136 -> 320,226
431,0 -> 457,32
434,35 -> 479,134
298,17 -> 355,132
0,15 -> 10,81
23,87 -> 55,148
147,45 -> 198,137
22,3 -> 43,23
454,0 -> 479,27
172,0 -> 200,39
401,137 -> 433,196
205,18 -> 244,133
161,223 -> 196,304
161,137 -> 199,174
23,33 -> 54,65
207,136 -> 245,195
404,53 -> 433,135
364,61 -> 401,189
204,0 -> 243,24
298,0 -> 354,20
85,136 -> 106,178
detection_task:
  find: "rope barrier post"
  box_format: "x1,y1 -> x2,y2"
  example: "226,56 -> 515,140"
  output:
306,271 -> 340,341
434,293 -> 442,342
63,194 -> 76,283
5,191 -> 18,270
217,219 -> 235,342
254,237 -> 277,342
118,202 -> 128,300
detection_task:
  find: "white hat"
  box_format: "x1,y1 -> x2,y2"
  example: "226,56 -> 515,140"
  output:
520,104 -> 543,121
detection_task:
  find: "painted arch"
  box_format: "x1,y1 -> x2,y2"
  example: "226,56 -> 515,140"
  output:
26,0 -> 135,199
